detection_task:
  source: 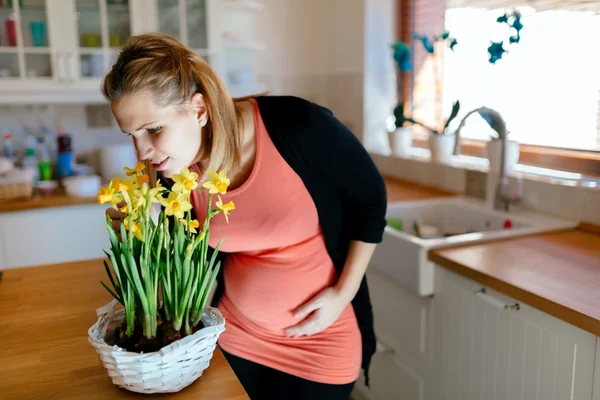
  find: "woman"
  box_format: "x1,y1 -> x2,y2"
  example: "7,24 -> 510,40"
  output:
104,32 -> 387,400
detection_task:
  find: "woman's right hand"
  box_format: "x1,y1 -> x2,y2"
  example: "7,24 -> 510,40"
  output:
106,201 -> 125,241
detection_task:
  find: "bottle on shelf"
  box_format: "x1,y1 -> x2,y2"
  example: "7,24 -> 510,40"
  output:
2,131 -> 15,160
21,136 -> 39,187
36,135 -> 53,182
56,124 -> 74,179
39,120 -> 56,163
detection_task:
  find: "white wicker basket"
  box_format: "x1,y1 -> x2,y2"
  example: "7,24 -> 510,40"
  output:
88,299 -> 226,394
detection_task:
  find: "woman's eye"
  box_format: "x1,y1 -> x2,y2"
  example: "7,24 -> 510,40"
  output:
147,126 -> 162,135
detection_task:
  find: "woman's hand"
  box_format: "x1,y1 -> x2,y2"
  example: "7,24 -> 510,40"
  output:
105,201 -> 125,240
284,287 -> 349,337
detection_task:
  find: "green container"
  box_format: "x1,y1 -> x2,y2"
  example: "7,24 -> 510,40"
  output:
38,161 -> 53,181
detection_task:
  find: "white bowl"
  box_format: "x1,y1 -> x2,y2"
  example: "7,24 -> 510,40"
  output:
62,175 -> 101,198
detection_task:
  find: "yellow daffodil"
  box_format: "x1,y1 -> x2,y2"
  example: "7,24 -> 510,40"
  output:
161,192 -> 192,219
124,162 -> 145,177
181,218 -> 200,233
202,170 -> 230,195
124,219 -> 144,241
97,177 -> 123,207
172,167 -> 199,193
138,174 -> 150,185
118,175 -> 138,194
216,195 -> 235,223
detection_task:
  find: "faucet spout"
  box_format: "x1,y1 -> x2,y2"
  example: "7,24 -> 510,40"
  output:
452,107 -> 511,211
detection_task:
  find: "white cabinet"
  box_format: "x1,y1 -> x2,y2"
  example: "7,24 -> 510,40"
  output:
0,0 -> 265,104
352,268 -> 435,400
0,204 -> 109,269
432,266 -> 596,400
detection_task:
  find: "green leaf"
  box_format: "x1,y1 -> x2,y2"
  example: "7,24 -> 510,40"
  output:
103,260 -> 122,298
101,281 -> 123,305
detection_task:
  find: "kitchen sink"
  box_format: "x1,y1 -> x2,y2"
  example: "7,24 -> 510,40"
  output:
369,196 -> 577,296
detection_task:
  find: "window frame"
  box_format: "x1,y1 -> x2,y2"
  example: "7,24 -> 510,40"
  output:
397,0 -> 600,177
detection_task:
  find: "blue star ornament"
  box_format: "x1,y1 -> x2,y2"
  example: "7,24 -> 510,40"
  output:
413,32 -> 435,54
488,41 -> 506,64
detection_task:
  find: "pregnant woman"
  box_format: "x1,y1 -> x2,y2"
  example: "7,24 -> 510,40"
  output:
103,32 -> 387,400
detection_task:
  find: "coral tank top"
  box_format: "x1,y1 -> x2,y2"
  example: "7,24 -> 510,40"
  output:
189,99 -> 361,384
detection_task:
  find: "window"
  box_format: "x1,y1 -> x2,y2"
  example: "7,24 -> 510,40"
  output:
443,1 -> 600,151
405,0 -> 600,175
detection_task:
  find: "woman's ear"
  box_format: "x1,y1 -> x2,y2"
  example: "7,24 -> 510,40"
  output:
190,93 -> 208,123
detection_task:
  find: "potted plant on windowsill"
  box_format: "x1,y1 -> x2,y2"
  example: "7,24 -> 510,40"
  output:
88,162 -> 235,394
390,31 -> 461,163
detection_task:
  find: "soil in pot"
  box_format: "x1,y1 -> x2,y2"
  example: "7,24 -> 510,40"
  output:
110,306 -> 206,353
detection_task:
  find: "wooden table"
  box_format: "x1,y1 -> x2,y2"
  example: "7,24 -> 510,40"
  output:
0,259 -> 249,400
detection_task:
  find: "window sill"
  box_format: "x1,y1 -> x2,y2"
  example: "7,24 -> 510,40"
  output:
373,146 -> 600,189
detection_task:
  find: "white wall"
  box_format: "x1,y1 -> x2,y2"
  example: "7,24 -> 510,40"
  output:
255,0 -> 366,138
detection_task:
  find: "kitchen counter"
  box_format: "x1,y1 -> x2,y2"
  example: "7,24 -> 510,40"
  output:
0,259 -> 248,400
429,223 -> 600,336
0,176 -> 455,214
384,176 -> 456,202
0,188 -> 97,213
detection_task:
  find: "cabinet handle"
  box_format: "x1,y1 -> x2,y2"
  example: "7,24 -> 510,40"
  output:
474,288 -> 520,311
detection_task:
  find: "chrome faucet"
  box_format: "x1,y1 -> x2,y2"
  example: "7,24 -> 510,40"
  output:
452,107 -> 517,212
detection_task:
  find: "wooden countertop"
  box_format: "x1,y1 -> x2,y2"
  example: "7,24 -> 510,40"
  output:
429,223 -> 600,336
0,188 -> 97,213
0,176 -> 454,214
0,259 -> 249,400
384,176 -> 456,202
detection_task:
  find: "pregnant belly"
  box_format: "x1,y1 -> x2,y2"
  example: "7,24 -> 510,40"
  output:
222,248 -> 338,332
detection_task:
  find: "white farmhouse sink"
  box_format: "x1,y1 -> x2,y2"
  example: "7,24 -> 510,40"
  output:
369,196 -> 577,296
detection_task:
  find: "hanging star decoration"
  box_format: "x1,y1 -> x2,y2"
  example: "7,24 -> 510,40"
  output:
488,9 -> 524,64
412,30 -> 458,55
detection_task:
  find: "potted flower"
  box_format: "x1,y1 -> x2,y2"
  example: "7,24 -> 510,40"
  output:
391,32 -> 461,163
88,162 -> 235,394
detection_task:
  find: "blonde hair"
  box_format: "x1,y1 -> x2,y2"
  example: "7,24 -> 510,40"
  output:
102,32 -> 263,181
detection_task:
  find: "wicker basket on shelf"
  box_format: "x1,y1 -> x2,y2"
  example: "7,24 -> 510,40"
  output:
0,169 -> 34,202
88,299 -> 226,394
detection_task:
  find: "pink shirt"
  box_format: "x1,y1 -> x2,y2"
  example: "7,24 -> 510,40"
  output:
189,99 -> 361,384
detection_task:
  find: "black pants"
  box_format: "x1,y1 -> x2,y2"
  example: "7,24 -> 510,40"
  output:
222,349 -> 356,400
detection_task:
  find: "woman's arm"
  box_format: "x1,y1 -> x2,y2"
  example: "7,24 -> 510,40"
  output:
285,240 -> 375,337
282,99 -> 387,337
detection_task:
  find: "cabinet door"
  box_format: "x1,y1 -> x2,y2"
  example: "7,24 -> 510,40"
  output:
433,266 -> 596,400
0,0 -> 67,93
153,0 -> 215,63
65,0 -> 133,91
1,204 -> 109,269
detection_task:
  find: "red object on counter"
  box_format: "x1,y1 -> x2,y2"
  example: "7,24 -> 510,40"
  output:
503,219 -> 513,229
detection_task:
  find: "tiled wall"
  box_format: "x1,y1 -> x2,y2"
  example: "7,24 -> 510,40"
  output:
372,152 -> 600,225
0,104 -> 127,173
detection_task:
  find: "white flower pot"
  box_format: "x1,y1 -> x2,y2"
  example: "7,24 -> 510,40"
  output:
88,299 -> 225,394
428,133 -> 456,164
486,138 -> 520,173
389,127 -> 413,157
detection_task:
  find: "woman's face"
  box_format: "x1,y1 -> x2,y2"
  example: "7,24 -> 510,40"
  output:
110,90 -> 208,178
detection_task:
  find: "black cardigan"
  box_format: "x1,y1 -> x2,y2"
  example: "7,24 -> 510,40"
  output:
166,95 -> 388,385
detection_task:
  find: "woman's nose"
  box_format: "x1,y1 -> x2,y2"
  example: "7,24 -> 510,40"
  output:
134,138 -> 154,162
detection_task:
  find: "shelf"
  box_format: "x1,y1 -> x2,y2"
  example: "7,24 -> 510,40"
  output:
0,47 -> 18,54
23,46 -> 51,54
0,5 -> 47,11
223,41 -> 265,51
222,0 -> 264,11
190,48 -> 214,57
77,4 -> 129,12
79,47 -> 105,54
